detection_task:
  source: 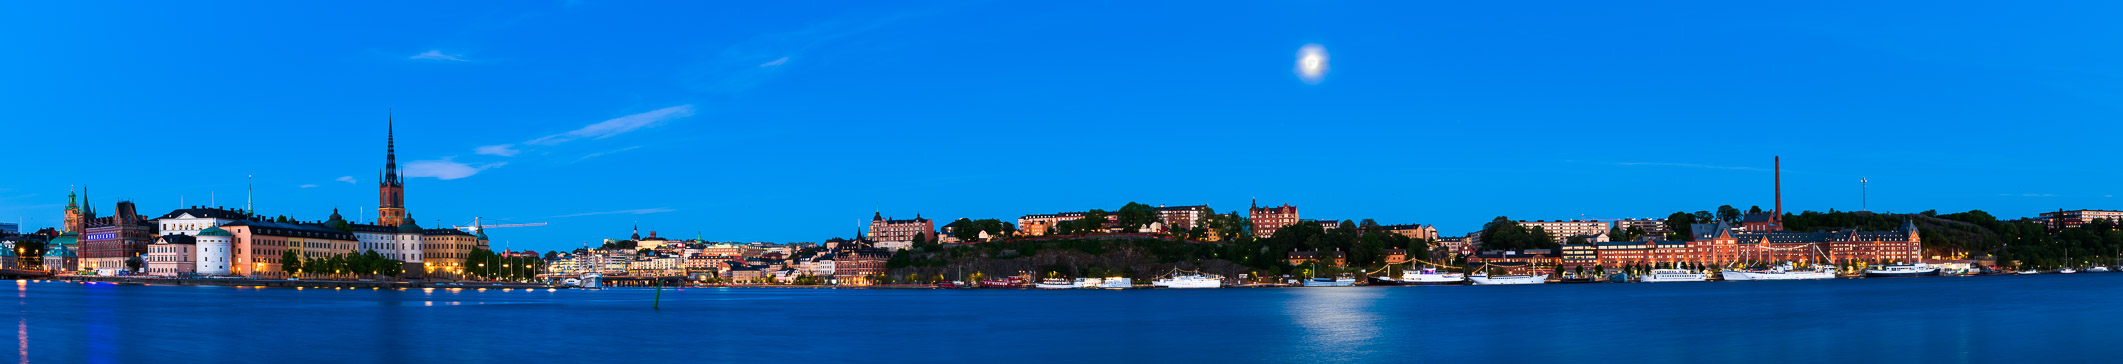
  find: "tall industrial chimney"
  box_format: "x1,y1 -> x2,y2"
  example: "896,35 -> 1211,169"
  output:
1774,156 -> 1783,227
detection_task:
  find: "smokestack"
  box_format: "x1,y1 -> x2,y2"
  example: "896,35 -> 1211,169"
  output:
1774,156 -> 1783,222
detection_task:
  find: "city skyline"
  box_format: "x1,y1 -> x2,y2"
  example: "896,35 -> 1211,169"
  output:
9,1 -> 2123,251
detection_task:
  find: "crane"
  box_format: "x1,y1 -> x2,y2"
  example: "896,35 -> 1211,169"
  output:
453,217 -> 548,234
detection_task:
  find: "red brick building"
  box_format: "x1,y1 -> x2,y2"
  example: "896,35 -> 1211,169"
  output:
81,201 -> 156,271
1249,200 -> 1299,238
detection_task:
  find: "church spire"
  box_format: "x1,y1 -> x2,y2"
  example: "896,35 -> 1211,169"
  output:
384,110 -> 400,187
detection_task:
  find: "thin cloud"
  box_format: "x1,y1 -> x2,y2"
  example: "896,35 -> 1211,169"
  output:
410,50 -> 468,61
403,158 -> 507,180
335,176 -> 357,184
299,184 -> 319,189
684,10 -> 928,94
1616,162 -> 1769,172
524,105 -> 694,146
550,208 -> 676,218
574,146 -> 644,163
475,144 -> 522,157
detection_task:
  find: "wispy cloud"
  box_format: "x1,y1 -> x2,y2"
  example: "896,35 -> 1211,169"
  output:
410,50 -> 468,61
685,11 -> 927,94
574,146 -> 643,162
475,144 -> 522,157
550,208 -> 676,218
403,158 -> 507,180
1616,162 -> 1769,172
524,105 -> 695,146
335,176 -> 357,184
299,184 -> 318,188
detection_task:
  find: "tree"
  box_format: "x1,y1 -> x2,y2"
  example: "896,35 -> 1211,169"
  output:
125,256 -> 143,272
1666,212 -> 1699,240
1692,211 -> 1715,224
280,249 -> 304,278
1115,202 -> 1160,233
1566,236 -> 1590,245
1748,206 -> 1764,215
1717,205 -> 1742,223
1477,217 -> 1559,251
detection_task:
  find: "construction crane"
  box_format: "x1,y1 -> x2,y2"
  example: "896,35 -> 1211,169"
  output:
453,217 -> 548,234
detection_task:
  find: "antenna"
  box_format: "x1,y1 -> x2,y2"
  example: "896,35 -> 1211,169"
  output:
246,175 -> 254,214
1861,177 -> 1869,212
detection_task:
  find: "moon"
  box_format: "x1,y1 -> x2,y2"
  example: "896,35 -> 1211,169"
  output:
1296,44 -> 1328,84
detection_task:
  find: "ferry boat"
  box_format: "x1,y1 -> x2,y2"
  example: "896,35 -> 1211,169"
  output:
1371,268 -> 1466,285
1302,275 -> 1358,287
1033,278 -> 1079,289
1720,264 -> 1836,281
1151,270 -> 1224,288
1097,277 -> 1132,289
1468,273 -> 1548,285
1862,263 -> 1941,278
1074,277 -> 1105,288
1639,269 -> 1708,283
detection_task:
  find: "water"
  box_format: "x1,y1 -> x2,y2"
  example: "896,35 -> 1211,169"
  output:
10,274 -> 2123,363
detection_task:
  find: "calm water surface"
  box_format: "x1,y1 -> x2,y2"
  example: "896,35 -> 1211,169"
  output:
11,274 -> 2123,363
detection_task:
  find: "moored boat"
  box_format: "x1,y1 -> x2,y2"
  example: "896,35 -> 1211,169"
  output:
2016,269 -> 2039,275
1033,278 -> 1078,289
2087,266 -> 2112,273
2056,267 -> 2078,274
1639,269 -> 1708,283
979,277 -> 1025,288
1302,275 -> 1358,287
1863,263 -> 1941,278
1371,267 -> 1467,286
1469,273 -> 1548,285
1721,264 -> 1836,281
1152,270 -> 1224,288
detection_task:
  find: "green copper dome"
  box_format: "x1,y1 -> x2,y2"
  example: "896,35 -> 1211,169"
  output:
197,225 -> 233,237
43,244 -> 75,257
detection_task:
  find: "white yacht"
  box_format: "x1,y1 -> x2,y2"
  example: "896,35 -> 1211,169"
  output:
1469,273 -> 1548,285
1863,263 -> 1941,278
1152,271 -> 1224,288
1033,278 -> 1079,289
1097,277 -> 1132,289
1720,264 -> 1836,281
2016,269 -> 2040,275
2056,267 -> 2078,274
2087,266 -> 2112,273
1639,269 -> 1707,283
1374,267 -> 1466,285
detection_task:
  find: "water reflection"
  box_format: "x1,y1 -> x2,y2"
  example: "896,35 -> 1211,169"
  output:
1284,288 -> 1384,358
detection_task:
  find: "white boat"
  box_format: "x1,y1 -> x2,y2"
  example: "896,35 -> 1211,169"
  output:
2017,270 -> 2039,275
1076,277 -> 1104,289
1373,267 -> 1466,285
1097,277 -> 1132,289
1863,263 -> 1941,278
2087,266 -> 2112,273
1639,269 -> 1707,283
1302,275 -> 1358,287
1469,273 -> 1548,285
1720,264 -> 1836,281
2056,268 -> 2078,274
1152,270 -> 1224,288
1032,278 -> 1078,289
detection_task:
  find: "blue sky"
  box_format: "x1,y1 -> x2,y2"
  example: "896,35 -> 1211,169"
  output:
6,1 -> 2123,251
